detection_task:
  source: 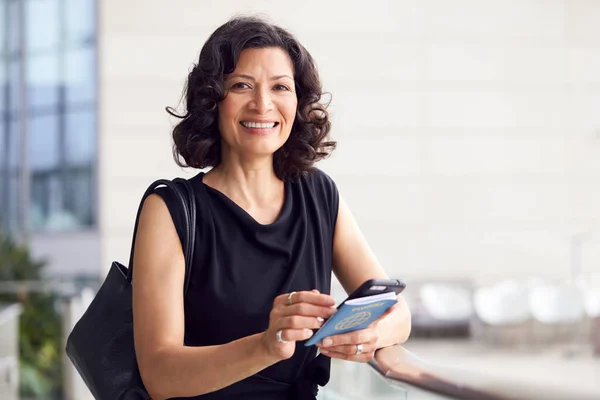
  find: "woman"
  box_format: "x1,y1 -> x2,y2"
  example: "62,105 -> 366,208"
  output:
132,16 -> 411,400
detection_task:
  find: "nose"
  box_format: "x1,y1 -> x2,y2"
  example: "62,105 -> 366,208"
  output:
251,86 -> 274,114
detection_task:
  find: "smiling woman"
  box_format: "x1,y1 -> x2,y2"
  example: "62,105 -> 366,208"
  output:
128,15 -> 411,400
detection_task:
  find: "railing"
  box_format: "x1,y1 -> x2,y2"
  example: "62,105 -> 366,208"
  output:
0,304 -> 22,400
322,343 -> 600,400
0,279 -> 98,400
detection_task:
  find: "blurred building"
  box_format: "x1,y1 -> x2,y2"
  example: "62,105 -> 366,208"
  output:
1,0 -> 99,279
2,0 -> 600,296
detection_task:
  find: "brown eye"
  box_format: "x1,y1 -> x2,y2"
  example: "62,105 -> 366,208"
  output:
231,82 -> 251,89
274,84 -> 290,91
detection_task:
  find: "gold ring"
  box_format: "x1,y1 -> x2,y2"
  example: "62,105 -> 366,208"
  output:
286,291 -> 296,306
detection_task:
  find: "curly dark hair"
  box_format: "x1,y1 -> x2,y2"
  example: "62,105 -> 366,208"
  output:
166,16 -> 336,180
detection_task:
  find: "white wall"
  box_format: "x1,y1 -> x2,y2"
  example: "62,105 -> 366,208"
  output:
99,0 -> 600,286
31,231 -> 101,278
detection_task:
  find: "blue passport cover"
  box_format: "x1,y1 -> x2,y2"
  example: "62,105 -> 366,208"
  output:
304,296 -> 398,346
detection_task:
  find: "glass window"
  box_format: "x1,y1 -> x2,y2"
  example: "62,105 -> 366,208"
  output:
26,0 -> 60,52
0,118 -> 5,164
66,165 -> 95,225
3,175 -> 21,230
29,113 -> 59,171
0,1 -> 6,56
65,109 -> 96,165
0,62 -> 6,113
65,46 -> 96,105
0,172 -> 21,232
29,171 -> 75,231
8,0 -> 20,56
29,167 -> 94,231
27,53 -> 60,110
29,172 -> 49,229
8,118 -> 20,168
1,0 -> 97,234
65,0 -> 96,45
0,119 -> 19,236
8,59 -> 20,114
0,170 -> 5,226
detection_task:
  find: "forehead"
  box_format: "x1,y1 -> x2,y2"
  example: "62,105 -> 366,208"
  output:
231,47 -> 294,76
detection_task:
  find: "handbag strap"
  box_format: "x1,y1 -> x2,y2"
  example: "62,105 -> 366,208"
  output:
126,178 -> 197,296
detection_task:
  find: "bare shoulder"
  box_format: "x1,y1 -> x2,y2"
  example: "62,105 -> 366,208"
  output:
137,193 -> 174,228
132,193 -> 186,368
133,193 -> 184,271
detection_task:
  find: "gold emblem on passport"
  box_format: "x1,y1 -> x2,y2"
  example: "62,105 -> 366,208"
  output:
334,311 -> 371,330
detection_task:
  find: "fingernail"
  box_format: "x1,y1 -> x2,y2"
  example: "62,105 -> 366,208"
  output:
317,317 -> 324,322
322,338 -> 333,347
304,329 -> 313,336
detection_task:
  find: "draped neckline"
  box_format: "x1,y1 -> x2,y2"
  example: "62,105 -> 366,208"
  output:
198,172 -> 292,228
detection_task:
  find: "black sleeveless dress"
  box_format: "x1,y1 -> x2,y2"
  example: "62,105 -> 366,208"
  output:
154,169 -> 340,400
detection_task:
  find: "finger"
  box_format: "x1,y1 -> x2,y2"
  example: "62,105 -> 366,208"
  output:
280,315 -> 325,330
282,303 -> 338,320
274,291 -> 336,307
317,329 -> 376,347
318,348 -> 375,363
290,291 -> 336,307
321,343 -> 376,356
276,328 -> 314,343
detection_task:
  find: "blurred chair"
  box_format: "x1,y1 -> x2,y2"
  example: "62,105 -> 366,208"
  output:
406,281 -> 473,339
528,284 -> 584,346
584,288 -> 600,319
583,288 -> 600,356
420,283 -> 473,321
472,280 -> 531,347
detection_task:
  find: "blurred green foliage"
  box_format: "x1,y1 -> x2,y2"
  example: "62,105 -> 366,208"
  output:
0,230 -> 63,399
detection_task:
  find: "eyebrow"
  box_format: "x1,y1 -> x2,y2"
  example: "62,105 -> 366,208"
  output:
227,73 -> 294,81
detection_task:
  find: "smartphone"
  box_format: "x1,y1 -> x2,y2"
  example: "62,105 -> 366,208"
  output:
338,278 -> 406,309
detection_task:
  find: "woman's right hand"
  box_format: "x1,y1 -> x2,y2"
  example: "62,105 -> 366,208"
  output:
261,289 -> 337,361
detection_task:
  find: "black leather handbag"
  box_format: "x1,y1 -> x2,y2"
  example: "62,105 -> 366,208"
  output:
66,178 -> 196,400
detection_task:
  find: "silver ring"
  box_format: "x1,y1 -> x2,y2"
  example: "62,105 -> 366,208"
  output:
355,343 -> 363,355
286,291 -> 296,306
276,329 -> 288,344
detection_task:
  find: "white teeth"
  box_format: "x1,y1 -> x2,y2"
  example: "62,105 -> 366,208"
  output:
241,121 -> 276,129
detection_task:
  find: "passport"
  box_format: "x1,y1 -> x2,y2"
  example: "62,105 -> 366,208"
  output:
304,291 -> 398,347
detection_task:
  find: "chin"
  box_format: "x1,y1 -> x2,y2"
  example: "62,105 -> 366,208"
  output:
242,135 -> 288,152
238,141 -> 283,158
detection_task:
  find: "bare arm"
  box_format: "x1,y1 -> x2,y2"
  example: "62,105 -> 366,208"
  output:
132,194 -> 335,399
321,196 -> 411,360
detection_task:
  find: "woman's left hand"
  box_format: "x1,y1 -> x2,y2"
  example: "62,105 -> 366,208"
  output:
315,303 -> 400,362
316,322 -> 379,362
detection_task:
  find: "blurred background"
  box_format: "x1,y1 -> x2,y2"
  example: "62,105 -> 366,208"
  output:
1,0 -> 600,399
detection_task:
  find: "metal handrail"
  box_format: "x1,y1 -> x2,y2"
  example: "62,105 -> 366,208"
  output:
368,344 -> 599,400
0,279 -> 99,297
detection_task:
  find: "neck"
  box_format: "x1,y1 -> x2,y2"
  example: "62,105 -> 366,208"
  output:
206,157 -> 282,206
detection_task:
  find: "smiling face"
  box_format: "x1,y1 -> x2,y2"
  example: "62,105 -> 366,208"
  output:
217,47 -> 298,162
